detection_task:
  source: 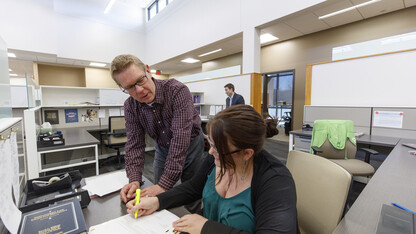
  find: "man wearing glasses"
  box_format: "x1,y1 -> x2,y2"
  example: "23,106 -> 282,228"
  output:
110,54 -> 204,204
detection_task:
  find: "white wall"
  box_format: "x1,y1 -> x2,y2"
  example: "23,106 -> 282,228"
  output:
0,0 -> 145,63
144,0 -> 325,65
0,0 -> 324,66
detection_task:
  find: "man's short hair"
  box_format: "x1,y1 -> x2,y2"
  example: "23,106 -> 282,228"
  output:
110,54 -> 146,85
224,83 -> 235,91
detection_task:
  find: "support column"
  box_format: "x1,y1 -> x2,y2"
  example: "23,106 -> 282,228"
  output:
242,27 -> 261,74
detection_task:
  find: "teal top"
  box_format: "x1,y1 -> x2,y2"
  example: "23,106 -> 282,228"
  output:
202,167 -> 255,234
310,120 -> 356,159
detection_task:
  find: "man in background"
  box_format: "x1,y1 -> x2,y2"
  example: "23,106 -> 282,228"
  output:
224,83 -> 245,107
110,54 -> 204,203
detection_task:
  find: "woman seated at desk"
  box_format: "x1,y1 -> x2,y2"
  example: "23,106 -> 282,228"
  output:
127,105 -> 298,233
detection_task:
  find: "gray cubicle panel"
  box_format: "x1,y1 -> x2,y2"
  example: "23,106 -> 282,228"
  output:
303,106 -> 372,134
371,107 -> 416,139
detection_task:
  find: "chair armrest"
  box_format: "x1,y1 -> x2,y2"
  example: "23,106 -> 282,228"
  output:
311,146 -> 323,154
359,147 -> 379,163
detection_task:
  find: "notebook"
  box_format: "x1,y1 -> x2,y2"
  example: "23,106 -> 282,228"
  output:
376,204 -> 415,234
402,143 -> 416,150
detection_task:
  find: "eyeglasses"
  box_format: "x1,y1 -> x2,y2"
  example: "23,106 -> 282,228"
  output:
120,73 -> 148,94
207,135 -> 242,156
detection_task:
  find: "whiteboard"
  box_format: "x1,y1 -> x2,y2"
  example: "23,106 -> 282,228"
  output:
184,74 -> 251,105
311,49 -> 416,107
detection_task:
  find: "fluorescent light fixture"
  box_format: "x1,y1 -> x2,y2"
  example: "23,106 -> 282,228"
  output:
150,69 -> 156,73
8,53 -> 16,58
198,49 -> 222,57
90,62 -> 106,67
181,58 -> 200,63
104,0 -> 116,14
260,33 -> 279,44
9,73 -> 18,77
319,0 -> 381,20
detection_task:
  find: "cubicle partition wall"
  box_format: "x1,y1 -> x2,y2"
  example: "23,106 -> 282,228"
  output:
303,106 -> 416,140
303,106 -> 372,135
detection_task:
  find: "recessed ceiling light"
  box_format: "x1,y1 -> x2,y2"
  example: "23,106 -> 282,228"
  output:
318,0 -> 381,20
9,73 -> 18,77
90,62 -> 106,67
198,49 -> 222,57
104,0 -> 116,14
260,33 -> 279,44
8,53 -> 16,58
181,58 -> 200,63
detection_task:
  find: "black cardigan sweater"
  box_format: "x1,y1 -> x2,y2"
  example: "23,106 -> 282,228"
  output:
157,150 -> 298,233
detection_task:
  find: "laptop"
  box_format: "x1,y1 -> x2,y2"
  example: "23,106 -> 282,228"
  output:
402,143 -> 416,150
376,204 -> 415,234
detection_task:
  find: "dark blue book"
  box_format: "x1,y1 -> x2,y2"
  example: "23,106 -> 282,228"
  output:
19,199 -> 86,234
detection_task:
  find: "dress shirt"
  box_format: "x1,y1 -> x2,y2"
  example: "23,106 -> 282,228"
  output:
124,78 -> 201,190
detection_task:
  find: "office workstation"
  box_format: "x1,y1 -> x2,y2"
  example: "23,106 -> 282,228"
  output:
1,0 -> 416,233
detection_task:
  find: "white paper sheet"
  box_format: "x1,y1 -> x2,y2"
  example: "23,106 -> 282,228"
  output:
109,108 -> 121,117
209,105 -> 216,115
83,170 -> 129,197
215,105 -> 222,114
89,209 -> 179,234
373,111 -> 404,128
10,132 -> 19,203
99,109 -> 106,119
0,138 -> 22,234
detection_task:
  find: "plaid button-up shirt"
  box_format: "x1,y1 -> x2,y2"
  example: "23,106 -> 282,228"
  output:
124,78 -> 201,190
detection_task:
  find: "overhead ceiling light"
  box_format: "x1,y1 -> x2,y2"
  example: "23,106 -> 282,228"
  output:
198,49 -> 222,57
90,62 -> 106,67
8,53 -> 16,58
318,0 -> 381,20
9,68 -> 12,71
260,33 -> 279,44
150,69 -> 156,73
104,0 -> 116,14
9,73 -> 18,77
181,58 -> 200,63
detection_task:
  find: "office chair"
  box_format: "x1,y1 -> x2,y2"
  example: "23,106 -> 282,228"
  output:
310,120 -> 378,177
100,116 -> 127,169
286,150 -> 352,234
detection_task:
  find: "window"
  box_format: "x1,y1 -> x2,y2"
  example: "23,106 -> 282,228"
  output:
147,0 -> 174,21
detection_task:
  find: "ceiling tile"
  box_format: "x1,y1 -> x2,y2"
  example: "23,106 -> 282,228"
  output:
73,60 -> 91,66
351,0 -> 404,18
404,0 -> 416,7
261,23 -> 303,42
57,58 -> 75,65
284,13 -> 330,35
37,56 -> 57,63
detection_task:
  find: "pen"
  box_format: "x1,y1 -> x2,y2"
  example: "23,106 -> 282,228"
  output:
392,203 -> 416,214
134,189 -> 141,219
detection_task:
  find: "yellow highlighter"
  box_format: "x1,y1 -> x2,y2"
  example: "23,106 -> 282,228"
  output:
134,189 -> 141,219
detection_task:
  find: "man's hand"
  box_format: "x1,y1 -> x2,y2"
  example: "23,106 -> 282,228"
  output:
120,181 -> 141,203
141,184 -> 166,197
173,214 -> 208,234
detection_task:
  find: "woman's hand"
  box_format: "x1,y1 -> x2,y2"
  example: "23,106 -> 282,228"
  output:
126,196 -> 160,217
172,214 -> 208,234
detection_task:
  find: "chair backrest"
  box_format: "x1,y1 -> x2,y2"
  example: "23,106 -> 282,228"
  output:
286,150 -> 352,234
107,116 -> 127,145
311,120 -> 357,159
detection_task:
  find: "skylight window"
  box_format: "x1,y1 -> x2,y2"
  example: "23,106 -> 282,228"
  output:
147,0 -> 174,21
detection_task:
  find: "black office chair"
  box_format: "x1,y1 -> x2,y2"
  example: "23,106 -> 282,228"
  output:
100,116 -> 127,169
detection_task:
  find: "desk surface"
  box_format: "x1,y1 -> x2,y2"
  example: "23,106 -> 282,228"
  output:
38,127 -> 100,152
333,138 -> 416,233
82,174 -> 189,228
